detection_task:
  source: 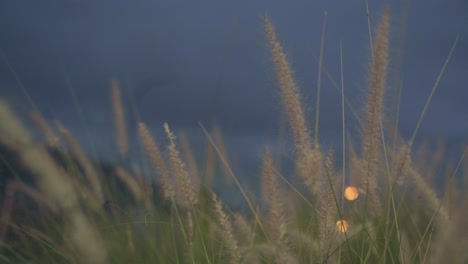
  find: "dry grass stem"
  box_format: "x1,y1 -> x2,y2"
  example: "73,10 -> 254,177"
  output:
261,147 -> 287,244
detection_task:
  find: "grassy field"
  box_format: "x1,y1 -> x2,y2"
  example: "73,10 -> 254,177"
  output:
0,6 -> 467,264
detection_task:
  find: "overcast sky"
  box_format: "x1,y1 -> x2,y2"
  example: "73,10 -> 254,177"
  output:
0,0 -> 466,193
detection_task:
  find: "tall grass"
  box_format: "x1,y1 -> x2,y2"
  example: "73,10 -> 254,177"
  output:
0,7 -> 466,264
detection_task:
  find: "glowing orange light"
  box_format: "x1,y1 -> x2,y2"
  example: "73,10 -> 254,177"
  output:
344,186 -> 359,201
336,220 -> 349,233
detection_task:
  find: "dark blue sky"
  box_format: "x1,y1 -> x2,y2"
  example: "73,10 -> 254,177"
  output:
0,0 -> 466,185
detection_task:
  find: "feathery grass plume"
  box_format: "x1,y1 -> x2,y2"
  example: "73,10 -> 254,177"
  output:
261,147 -> 286,244
0,101 -> 108,263
212,193 -> 241,264
111,79 -> 128,159
164,123 -> 198,208
264,15 -> 322,191
233,213 -> 254,245
55,121 -> 103,204
264,16 -> 312,155
0,101 -> 32,146
430,199 -> 468,264
30,111 -> 59,147
298,148 -> 323,193
407,166 -> 449,224
318,150 -> 338,264
138,122 -> 173,199
360,7 -> 390,217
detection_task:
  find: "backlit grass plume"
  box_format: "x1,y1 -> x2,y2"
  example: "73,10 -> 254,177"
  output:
264,15 -> 323,193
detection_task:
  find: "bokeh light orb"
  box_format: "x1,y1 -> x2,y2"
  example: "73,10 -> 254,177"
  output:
344,186 -> 359,201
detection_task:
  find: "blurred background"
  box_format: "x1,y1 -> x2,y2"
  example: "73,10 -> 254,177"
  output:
0,0 -> 466,201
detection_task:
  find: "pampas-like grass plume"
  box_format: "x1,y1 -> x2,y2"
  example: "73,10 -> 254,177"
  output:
138,122 -> 174,199
164,122 -> 198,208
360,7 -> 390,216
30,111 -> 59,147
318,150 -> 338,264
264,15 -> 323,191
261,147 -> 287,244
212,193 -> 241,264
407,166 -> 449,223
264,16 -> 312,155
111,79 -> 128,159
